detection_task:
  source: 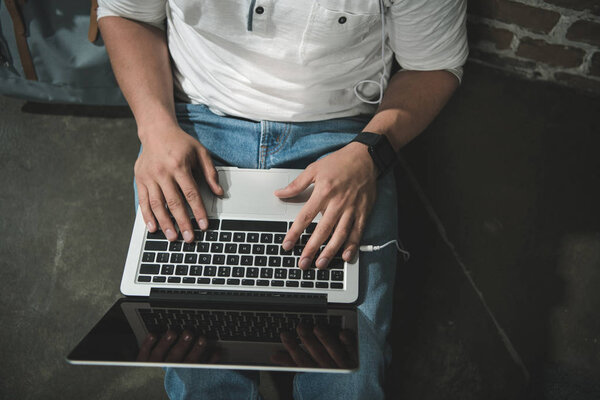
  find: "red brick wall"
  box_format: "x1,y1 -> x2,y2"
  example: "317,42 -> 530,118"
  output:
467,0 -> 600,95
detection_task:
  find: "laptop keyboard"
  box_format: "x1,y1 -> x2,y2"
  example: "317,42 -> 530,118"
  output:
138,307 -> 343,342
137,219 -> 346,290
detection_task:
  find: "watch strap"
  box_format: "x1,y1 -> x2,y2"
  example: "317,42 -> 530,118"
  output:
351,132 -> 397,178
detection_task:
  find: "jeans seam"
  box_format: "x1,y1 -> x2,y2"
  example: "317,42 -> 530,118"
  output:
259,120 -> 268,169
266,122 -> 291,157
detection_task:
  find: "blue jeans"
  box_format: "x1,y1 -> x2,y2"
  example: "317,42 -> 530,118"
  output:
150,104 -> 398,399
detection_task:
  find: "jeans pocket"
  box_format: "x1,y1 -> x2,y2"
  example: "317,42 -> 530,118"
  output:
299,0 -> 380,65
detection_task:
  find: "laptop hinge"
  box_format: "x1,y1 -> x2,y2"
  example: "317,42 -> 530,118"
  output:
149,288 -> 328,309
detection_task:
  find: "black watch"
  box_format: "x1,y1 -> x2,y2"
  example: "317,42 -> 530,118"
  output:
350,132 -> 397,178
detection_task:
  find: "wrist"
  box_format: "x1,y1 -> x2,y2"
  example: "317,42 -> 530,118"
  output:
345,141 -> 378,180
350,132 -> 397,178
138,119 -> 181,144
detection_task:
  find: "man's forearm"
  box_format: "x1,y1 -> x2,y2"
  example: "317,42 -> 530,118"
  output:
363,70 -> 460,151
98,16 -> 177,138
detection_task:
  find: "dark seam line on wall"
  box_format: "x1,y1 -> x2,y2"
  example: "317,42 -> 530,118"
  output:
247,0 -> 257,31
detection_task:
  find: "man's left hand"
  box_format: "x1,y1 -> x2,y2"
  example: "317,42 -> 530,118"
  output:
275,141 -> 378,269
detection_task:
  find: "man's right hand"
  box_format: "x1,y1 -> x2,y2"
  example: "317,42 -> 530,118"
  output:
135,123 -> 224,243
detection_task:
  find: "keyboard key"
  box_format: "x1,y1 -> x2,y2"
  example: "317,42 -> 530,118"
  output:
204,266 -> 217,276
302,269 -> 315,280
280,247 -> 293,256
232,267 -> 245,277
242,279 -> 255,286
212,278 -> 225,285
219,232 -> 232,242
233,232 -> 245,242
300,235 -> 311,245
218,267 -> 231,277
274,268 -> 287,279
227,279 -> 240,285
282,257 -> 295,267
317,270 -> 329,280
183,242 -> 196,252
260,268 -> 273,278
252,244 -> 265,254
246,267 -> 259,278
213,255 -> 225,264
157,252 -> 170,263
315,282 -> 328,288
183,277 -> 195,284
190,266 -> 203,276
256,279 -> 269,286
175,265 -> 189,275
161,264 -> 174,275
293,246 -> 304,256
142,252 -> 155,262
170,253 -> 183,263
286,281 -> 299,287
268,257 -> 282,267
266,245 -> 279,255
184,254 -> 197,264
255,256 -> 267,266
168,277 -> 181,283
140,264 -> 160,274
169,241 -> 182,251
261,233 -> 273,243
225,243 -> 238,253
198,254 -> 211,264
208,219 -> 220,230
147,230 -> 166,240
194,230 -> 205,241
144,241 -> 168,251
197,242 -> 210,252
247,233 -> 259,242
206,231 -> 218,241
271,280 -> 284,287
305,223 -> 317,233
331,282 -> 344,289
239,244 -> 251,254
137,275 -> 151,282
227,255 -> 240,265
274,234 -> 285,244
288,269 -> 301,279
197,278 -> 210,284
301,281 -> 314,288
211,243 -> 224,253
241,256 -> 253,266
153,276 -> 166,283
331,270 -> 344,281
329,258 -> 344,269
221,219 -> 287,232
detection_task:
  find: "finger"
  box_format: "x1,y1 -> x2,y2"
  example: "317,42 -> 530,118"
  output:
165,330 -> 194,362
313,325 -> 352,368
136,333 -> 157,362
315,209 -> 353,269
147,183 -> 178,241
137,182 -> 157,232
175,172 -> 210,232
160,179 -> 194,243
300,205 -> 343,270
280,331 -> 316,368
207,348 -> 221,364
283,196 -> 323,255
270,351 -> 296,367
183,336 -> 208,363
296,323 -> 336,368
149,330 -> 177,362
196,147 -> 224,196
274,168 -> 314,199
342,212 -> 368,262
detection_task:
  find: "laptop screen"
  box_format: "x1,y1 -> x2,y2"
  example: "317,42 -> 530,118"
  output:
67,298 -> 358,373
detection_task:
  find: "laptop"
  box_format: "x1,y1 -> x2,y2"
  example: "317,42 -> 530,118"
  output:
67,167 -> 360,372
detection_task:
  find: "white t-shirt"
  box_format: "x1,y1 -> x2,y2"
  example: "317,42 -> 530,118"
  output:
98,0 -> 468,122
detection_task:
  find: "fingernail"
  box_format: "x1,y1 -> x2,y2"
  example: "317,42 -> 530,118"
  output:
183,230 -> 193,242
166,332 -> 175,341
316,258 -> 329,268
197,337 -> 206,346
183,333 -> 192,342
199,219 -> 208,230
165,228 -> 177,241
283,240 -> 294,251
343,250 -> 352,260
299,258 -> 310,269
147,221 -> 155,231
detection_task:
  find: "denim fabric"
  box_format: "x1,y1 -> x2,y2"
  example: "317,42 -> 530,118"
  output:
144,103 -> 398,400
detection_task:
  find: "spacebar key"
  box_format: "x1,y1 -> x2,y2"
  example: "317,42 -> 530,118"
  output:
221,219 -> 287,232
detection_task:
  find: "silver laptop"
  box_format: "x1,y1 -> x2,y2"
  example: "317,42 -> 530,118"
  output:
121,167 -> 359,304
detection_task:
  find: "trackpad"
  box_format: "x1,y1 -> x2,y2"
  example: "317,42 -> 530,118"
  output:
212,170 -> 292,215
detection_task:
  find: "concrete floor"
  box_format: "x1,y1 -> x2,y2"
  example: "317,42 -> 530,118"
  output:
0,63 -> 598,399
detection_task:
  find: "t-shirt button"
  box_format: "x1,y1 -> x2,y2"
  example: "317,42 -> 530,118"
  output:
255,6 -> 265,14
338,16 -> 347,24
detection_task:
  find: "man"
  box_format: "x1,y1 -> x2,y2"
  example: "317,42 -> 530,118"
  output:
97,0 -> 467,398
